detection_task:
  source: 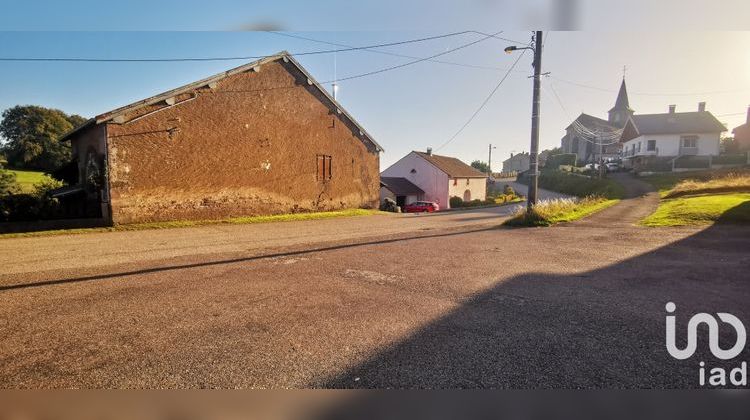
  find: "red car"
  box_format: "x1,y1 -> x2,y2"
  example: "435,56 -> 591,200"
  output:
404,201 -> 440,213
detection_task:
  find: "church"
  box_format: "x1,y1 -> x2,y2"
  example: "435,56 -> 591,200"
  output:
559,80 -> 633,164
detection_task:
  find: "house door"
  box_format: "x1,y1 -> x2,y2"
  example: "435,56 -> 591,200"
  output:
463,190 -> 471,201
396,196 -> 406,209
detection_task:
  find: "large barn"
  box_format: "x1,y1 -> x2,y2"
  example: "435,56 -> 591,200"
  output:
58,52 -> 383,225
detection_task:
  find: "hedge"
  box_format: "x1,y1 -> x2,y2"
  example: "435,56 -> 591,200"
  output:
545,153 -> 577,170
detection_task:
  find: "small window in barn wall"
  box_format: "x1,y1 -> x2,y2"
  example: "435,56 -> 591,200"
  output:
317,155 -> 332,181
466,178 -> 470,185
453,178 -> 458,186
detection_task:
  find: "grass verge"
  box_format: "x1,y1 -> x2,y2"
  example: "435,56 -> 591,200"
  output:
0,208 -> 383,239
8,169 -> 52,193
640,193 -> 750,226
503,196 -> 619,227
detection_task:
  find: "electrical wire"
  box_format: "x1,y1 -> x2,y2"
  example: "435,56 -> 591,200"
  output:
551,76 -> 750,97
326,31 -> 501,83
434,46 -> 530,152
0,30 -> 480,62
265,30 -> 526,73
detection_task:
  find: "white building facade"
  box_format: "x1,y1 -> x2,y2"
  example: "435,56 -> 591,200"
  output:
381,150 -> 487,209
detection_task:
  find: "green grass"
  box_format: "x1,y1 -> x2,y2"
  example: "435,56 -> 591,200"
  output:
503,196 -> 619,227
640,193 -> 750,226
0,208 -> 384,239
519,170 -> 625,199
7,169 -> 52,193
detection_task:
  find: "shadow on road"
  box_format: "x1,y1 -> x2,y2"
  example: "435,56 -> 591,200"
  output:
310,219 -> 750,389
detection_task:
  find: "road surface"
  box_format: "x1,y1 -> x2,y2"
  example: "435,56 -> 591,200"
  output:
1,175 -> 748,388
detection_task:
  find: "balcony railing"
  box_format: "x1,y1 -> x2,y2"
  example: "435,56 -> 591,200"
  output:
679,146 -> 699,156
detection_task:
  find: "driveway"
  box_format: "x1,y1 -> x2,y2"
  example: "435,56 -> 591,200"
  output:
1,182 -> 748,388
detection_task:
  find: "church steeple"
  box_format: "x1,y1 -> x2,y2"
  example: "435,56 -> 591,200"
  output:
608,78 -> 634,126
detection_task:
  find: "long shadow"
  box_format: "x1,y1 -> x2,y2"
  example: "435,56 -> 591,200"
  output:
0,226 -> 499,292
310,216 -> 750,391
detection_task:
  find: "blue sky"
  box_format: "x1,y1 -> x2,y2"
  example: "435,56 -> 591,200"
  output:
1,29 -> 749,168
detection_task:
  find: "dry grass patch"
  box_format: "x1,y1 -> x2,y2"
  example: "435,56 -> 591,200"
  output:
504,196 -> 618,227
664,172 -> 750,198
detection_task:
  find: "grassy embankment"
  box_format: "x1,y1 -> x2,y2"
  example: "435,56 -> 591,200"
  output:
640,170 -> 750,226
0,208 -> 382,238
8,169 -> 52,193
505,170 -> 623,227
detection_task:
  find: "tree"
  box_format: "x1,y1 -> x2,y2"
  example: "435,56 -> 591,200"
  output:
0,105 -> 86,172
721,136 -> 739,154
471,160 -> 490,173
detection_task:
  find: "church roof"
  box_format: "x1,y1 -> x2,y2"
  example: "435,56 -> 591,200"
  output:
609,79 -> 633,113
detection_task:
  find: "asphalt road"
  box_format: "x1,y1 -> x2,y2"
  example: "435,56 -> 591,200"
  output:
1,176 -> 748,388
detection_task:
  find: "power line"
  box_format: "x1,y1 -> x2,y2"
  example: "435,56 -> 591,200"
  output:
434,47 -> 529,152
551,76 -> 750,97
329,31 -> 501,83
0,30 -> 478,62
265,30 -> 525,73
199,32 -> 505,96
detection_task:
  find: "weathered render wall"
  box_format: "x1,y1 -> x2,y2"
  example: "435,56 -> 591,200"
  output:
104,60 -> 380,224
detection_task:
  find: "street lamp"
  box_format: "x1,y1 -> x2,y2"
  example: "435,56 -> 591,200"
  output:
505,31 -> 543,214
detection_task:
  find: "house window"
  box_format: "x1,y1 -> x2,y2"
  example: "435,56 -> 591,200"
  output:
681,136 -> 698,148
637,142 -> 641,152
647,140 -> 656,151
316,155 -> 332,181
466,178 -> 470,185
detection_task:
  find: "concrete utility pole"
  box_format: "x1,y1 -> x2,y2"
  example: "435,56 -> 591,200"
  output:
527,31 -> 543,212
488,144 -> 496,176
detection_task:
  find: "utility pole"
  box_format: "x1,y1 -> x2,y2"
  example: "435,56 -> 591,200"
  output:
527,31 -> 543,212
488,144 -> 496,176
504,31 -> 543,212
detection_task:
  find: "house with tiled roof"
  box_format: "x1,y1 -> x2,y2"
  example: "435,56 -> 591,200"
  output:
380,149 -> 486,209
620,102 -> 726,170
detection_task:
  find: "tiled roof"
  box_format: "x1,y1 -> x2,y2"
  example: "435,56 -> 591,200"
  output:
631,111 -> 726,135
380,177 -> 424,195
414,152 -> 487,178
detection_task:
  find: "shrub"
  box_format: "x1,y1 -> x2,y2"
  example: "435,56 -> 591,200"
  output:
449,196 -> 463,208
0,165 -> 20,196
546,153 -> 577,170
518,169 -> 624,199
503,184 -> 515,196
713,154 -> 747,165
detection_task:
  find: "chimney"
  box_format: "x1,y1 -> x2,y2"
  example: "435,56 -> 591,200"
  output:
698,102 -> 706,112
746,106 -> 750,124
426,147 -> 433,155
668,105 -> 676,114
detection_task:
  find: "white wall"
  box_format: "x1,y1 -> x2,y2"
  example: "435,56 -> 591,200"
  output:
448,177 -> 487,203
623,132 -> 720,157
381,152 -> 450,208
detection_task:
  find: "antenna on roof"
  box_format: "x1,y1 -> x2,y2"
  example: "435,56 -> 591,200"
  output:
332,52 -> 338,100
622,65 -> 627,80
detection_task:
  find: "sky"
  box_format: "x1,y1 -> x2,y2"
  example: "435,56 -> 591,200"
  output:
1,28 -> 750,169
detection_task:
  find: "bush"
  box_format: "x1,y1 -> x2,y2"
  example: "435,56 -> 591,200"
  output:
545,153 -> 577,170
0,177 -> 65,222
449,196 -> 463,208
713,154 -> 747,165
518,169 -> 624,199
0,165 -> 20,196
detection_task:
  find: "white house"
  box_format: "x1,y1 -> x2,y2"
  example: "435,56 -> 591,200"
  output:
381,150 -> 487,209
620,103 -> 726,170
502,152 -> 530,173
